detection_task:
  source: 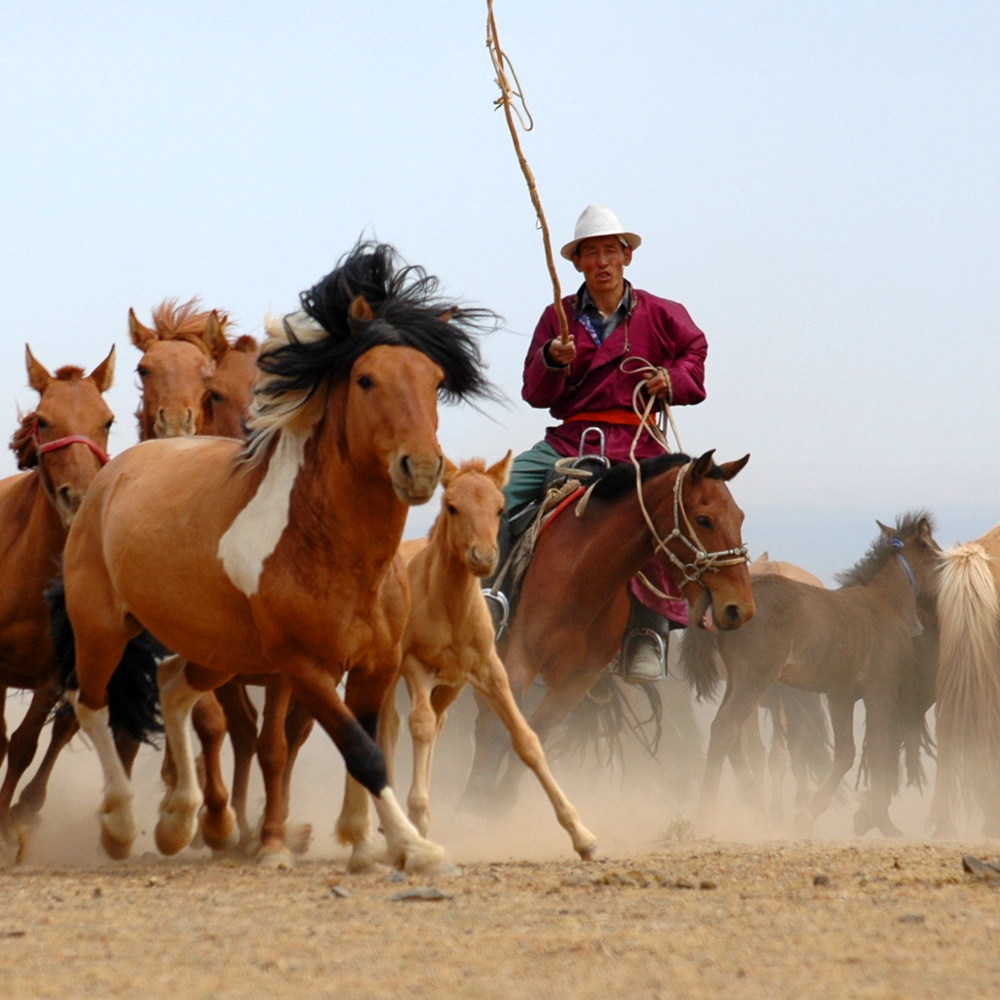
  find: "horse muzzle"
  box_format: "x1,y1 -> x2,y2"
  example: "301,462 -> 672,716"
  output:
390,453 -> 444,506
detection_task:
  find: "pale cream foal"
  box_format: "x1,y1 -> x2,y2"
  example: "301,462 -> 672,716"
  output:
382,454 -> 598,859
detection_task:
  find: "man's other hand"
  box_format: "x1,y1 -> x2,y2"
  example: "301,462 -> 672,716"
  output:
645,371 -> 672,400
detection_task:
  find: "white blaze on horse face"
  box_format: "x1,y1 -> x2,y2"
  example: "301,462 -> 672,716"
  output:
218,429 -> 307,596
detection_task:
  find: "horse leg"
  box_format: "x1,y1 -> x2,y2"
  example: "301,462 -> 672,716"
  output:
797,693 -> 855,836
255,678 -> 292,866
0,689 -> 58,833
768,709 -> 789,823
858,689 -> 903,838
287,658 -> 450,876
155,658 -> 211,856
213,681 -> 259,850
377,675 -> 402,790
7,705 -> 78,828
280,696 -> 315,855
191,690 -> 237,851
458,687 -> 515,815
0,687 -> 8,769
734,711 -> 767,812
698,663 -> 768,824
402,660 -> 439,836
473,652 -> 599,859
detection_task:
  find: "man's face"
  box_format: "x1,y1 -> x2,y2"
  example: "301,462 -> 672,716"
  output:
572,236 -> 632,296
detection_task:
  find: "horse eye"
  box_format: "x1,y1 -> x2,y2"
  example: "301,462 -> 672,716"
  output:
210,391 -> 224,403
498,508 -> 504,517
36,417 -> 49,431
357,375 -> 374,390
137,365 -> 150,379
104,418 -> 114,430
696,516 -> 712,529
447,504 -> 458,515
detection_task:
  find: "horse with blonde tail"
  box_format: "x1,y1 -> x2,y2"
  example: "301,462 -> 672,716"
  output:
58,241 -> 496,871
371,454 -> 598,862
929,523 -> 1000,837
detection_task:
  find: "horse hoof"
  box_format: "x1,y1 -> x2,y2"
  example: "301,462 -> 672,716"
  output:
852,805 -> 874,838
402,840 -> 458,878
155,804 -> 199,856
286,822 -> 313,856
877,819 -> 904,839
0,826 -> 27,867
256,846 -> 294,870
100,825 -> 133,861
578,841 -> 600,861
345,838 -> 386,874
201,807 -> 239,852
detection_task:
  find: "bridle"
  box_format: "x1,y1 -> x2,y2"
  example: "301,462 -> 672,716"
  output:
31,421 -> 110,466
30,419 -> 110,506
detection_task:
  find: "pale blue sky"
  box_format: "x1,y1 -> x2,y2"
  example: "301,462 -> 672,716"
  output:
2,1 -> 998,580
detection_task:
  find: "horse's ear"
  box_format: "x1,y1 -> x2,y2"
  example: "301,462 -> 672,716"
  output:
349,294 -> 374,325
234,334 -> 258,355
716,453 -> 750,482
486,450 -> 513,489
128,308 -> 156,350
25,344 -> 51,393
204,311 -> 230,362
87,345 -> 116,393
688,449 -> 716,484
438,309 -> 454,324
917,516 -> 937,549
441,456 -> 459,486
876,520 -> 895,540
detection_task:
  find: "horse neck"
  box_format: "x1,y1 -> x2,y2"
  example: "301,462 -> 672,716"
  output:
2,471 -> 66,567
866,555 -> 917,613
575,467 -> 681,602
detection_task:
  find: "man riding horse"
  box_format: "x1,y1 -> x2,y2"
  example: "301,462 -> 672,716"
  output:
506,204 -> 708,679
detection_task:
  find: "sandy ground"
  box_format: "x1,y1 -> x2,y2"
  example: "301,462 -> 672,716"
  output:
1,677 -> 999,998
2,841 -> 999,1000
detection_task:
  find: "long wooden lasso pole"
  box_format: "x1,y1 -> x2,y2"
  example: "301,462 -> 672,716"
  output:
485,0 -> 570,345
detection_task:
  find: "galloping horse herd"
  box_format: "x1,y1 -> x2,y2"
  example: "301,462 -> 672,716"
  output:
1,241 -> 998,875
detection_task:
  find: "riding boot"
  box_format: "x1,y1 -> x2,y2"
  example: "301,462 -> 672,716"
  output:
620,597 -> 674,683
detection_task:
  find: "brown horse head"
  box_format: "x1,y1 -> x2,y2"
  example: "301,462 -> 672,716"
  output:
670,451 -> 755,631
201,334 -> 258,439
436,452 -> 512,576
130,300 -> 230,439
876,513 -> 940,610
13,345 -> 116,526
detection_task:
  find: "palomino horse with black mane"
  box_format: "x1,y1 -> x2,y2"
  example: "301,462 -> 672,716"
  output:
461,448 -> 755,811
372,454 -> 597,861
131,301 -> 313,855
683,513 -> 939,838
59,242 -> 494,871
0,346 -> 115,851
929,521 -> 1000,837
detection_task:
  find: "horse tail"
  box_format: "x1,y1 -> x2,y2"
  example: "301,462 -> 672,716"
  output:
556,675 -> 664,768
768,686 -> 832,785
679,627 -> 722,701
935,542 -> 1000,811
46,578 -> 165,746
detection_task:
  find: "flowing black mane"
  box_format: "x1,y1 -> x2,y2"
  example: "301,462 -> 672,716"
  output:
588,452 -> 727,504
256,241 -> 499,410
835,510 -> 935,588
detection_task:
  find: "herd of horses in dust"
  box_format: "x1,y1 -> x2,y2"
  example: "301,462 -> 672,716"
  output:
2,241 -> 999,875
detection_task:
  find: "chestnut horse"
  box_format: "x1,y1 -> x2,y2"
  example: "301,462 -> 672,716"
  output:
462,449 -> 754,811
375,455 -> 598,861
682,513 -> 939,838
0,346 -> 115,848
60,242 -> 494,871
131,304 -> 311,854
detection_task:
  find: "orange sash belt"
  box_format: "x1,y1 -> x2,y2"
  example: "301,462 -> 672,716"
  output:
563,409 -> 649,427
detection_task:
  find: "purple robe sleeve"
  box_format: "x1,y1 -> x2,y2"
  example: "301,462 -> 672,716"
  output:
522,307 -> 570,408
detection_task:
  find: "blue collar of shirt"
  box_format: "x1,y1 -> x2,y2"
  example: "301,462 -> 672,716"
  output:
576,281 -> 633,345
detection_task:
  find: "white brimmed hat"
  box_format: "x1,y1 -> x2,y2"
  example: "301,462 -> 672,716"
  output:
560,204 -> 642,260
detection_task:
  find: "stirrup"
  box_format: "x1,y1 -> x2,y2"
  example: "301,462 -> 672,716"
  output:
616,628 -> 668,684
482,588 -> 509,641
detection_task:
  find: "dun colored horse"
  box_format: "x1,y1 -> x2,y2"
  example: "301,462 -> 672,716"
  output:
682,513 -> 939,837
462,449 -> 754,810
929,521 -> 1000,837
60,242 -> 494,871
375,455 -> 597,861
0,346 -> 115,847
